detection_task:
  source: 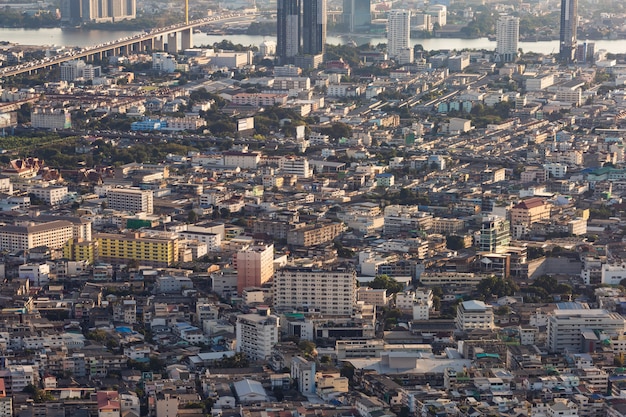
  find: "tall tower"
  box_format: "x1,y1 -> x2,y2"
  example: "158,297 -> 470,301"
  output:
496,15 -> 519,62
387,10 -> 410,60
342,0 -> 371,33
277,0 -> 301,64
302,0 -> 326,56
559,0 -> 578,62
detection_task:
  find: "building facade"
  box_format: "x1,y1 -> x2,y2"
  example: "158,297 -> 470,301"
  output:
559,0 -> 578,62
273,268 -> 356,315
236,309 -> 280,360
107,188 -> 154,214
496,15 -> 519,62
234,243 -> 275,294
387,10 -> 411,60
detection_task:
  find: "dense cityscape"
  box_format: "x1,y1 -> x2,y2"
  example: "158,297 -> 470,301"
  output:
0,0 -> 626,416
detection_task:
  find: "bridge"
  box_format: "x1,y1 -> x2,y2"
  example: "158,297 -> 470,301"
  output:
0,12 -> 261,78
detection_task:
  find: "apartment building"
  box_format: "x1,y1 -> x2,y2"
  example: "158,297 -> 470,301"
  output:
27,185 -> 69,206
286,222 -> 343,247
455,300 -> 495,331
94,232 -> 180,267
547,308 -> 625,353
236,308 -> 280,360
107,188 -> 153,214
234,243 -> 274,294
223,151 -> 261,169
383,205 -> 433,235
273,268 -> 356,316
0,220 -> 74,252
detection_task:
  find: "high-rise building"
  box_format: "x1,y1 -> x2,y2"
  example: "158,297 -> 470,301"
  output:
479,215 -> 511,253
387,10 -> 411,61
107,188 -> 154,214
496,15 -> 519,62
302,0 -> 326,56
277,0 -> 301,64
273,268 -> 357,316
576,41 -> 595,63
559,0 -> 578,62
61,0 -> 135,24
234,243 -> 274,294
342,0 -> 371,33
236,307 -> 280,360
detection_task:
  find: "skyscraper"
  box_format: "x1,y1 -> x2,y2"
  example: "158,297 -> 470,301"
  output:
277,0 -> 301,64
387,10 -> 411,60
277,0 -> 326,66
496,15 -> 519,62
559,0 -> 578,62
342,0 -> 371,33
302,0 -> 326,56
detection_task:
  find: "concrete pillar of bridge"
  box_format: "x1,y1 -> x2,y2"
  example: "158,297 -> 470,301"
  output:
180,28 -> 193,51
142,38 -> 154,51
167,33 -> 178,53
154,36 -> 164,51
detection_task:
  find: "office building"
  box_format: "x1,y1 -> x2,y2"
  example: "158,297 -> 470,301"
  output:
234,243 -> 274,294
236,307 -> 280,360
0,221 -> 74,252
576,41 -> 595,63
547,308 -> 625,353
107,188 -> 154,214
273,268 -> 356,315
277,0 -> 326,66
61,0 -> 136,24
94,231 -> 180,267
342,0 -> 371,33
559,0 -> 578,62
387,10 -> 411,61
479,215 -> 510,253
456,300 -> 494,331
302,0 -> 326,56
277,0 -> 301,64
496,15 -> 519,62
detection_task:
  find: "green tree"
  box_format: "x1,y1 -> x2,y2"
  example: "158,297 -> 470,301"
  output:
476,276 -> 519,300
446,235 -> 466,250
369,274 -> 405,294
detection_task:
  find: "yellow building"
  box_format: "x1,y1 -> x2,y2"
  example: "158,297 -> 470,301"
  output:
94,232 -> 180,267
63,238 -> 98,264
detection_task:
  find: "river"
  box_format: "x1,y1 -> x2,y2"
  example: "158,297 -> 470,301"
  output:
2,27 -> 626,55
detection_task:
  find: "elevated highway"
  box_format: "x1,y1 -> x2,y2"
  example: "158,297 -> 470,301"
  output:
0,12 -> 259,78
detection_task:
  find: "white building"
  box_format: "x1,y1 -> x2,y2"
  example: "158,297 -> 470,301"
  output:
496,15 -> 519,62
273,268 -> 356,316
0,220 -> 74,252
291,356 -> 316,394
547,308 -> 625,353
236,308 -> 280,361
455,300 -> 494,331
601,263 -> 626,285
18,263 -> 50,285
152,52 -> 177,73
30,107 -> 71,129
426,4 -> 446,26
279,156 -> 312,178
387,10 -> 411,61
107,188 -> 153,214
27,185 -> 68,206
